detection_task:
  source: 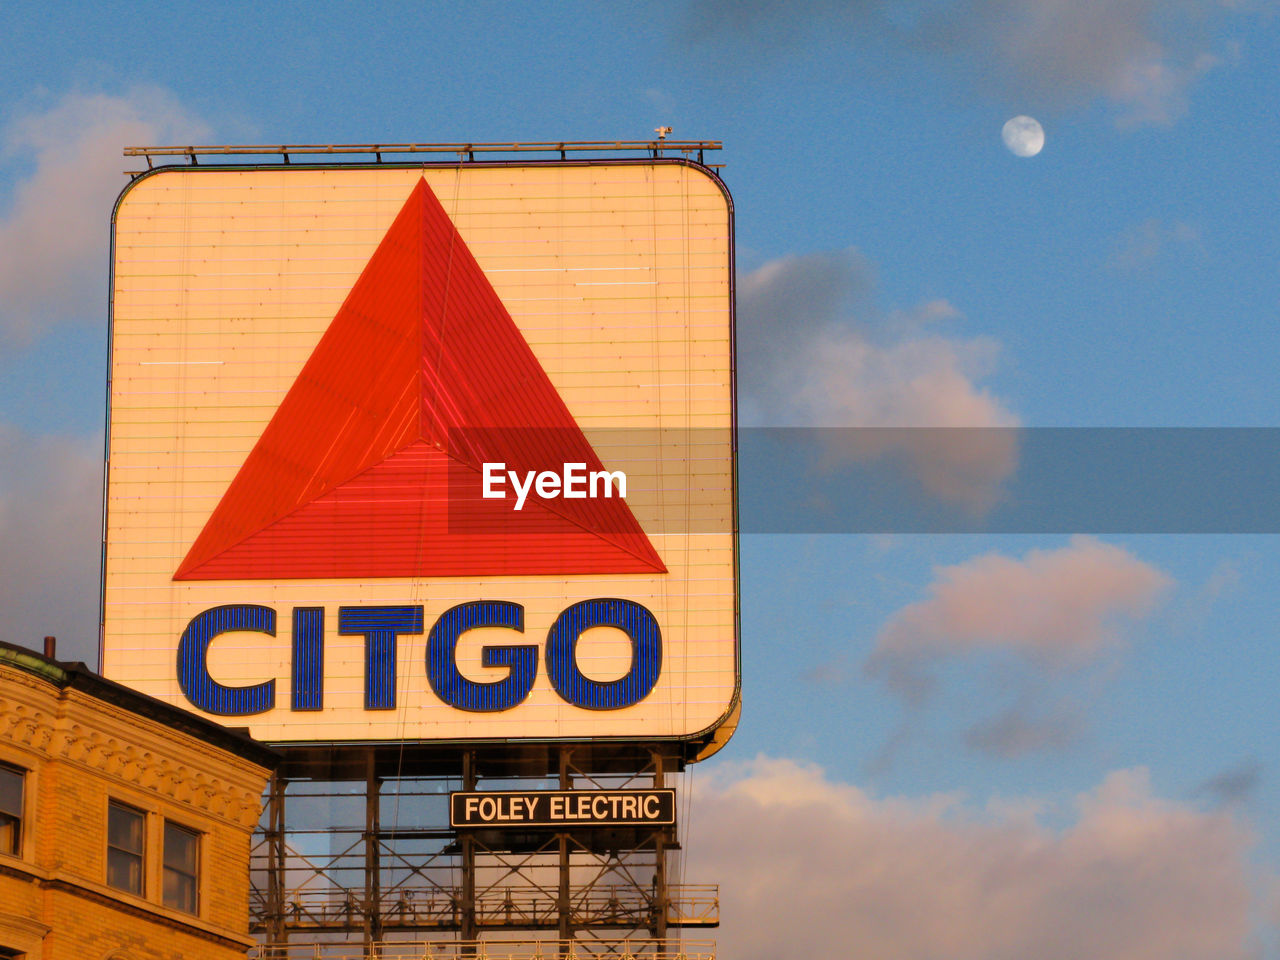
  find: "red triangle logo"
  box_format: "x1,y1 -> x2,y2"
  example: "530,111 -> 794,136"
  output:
175,178 -> 665,580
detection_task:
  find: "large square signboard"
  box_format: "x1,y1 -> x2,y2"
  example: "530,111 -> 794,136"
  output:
103,162 -> 736,744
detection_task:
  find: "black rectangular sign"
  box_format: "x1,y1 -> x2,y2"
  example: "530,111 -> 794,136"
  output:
450,789 -> 676,828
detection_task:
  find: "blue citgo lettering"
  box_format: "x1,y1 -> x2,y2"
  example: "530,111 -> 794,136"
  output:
427,601 -> 535,712
545,599 -> 662,710
178,599 -> 664,714
338,606 -> 424,710
177,604 -> 276,715
291,607 -> 324,711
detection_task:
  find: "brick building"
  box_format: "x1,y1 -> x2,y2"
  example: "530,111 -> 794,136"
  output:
0,641 -> 277,959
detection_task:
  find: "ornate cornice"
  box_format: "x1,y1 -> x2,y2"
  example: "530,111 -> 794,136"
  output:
0,695 -> 56,754
54,719 -> 265,827
0,664 -> 268,829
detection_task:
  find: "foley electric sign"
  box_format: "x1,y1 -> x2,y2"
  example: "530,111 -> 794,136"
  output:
103,162 -> 737,744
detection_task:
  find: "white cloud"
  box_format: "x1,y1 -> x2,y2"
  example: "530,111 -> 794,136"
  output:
793,331 -> 1018,508
0,424 -> 103,664
1194,758 -> 1264,806
870,535 -> 1170,670
964,701 -> 1084,756
739,251 -> 1018,509
682,0 -> 1242,125
862,537 -> 1171,757
0,87 -> 209,343
1109,217 -> 1206,270
789,328 -> 1010,430
688,756 -> 1263,960
978,0 -> 1220,125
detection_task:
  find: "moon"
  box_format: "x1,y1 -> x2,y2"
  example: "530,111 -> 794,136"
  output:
1002,115 -> 1045,157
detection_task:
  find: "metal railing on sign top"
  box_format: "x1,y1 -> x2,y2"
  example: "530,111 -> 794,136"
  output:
120,140 -> 724,173
249,884 -> 719,931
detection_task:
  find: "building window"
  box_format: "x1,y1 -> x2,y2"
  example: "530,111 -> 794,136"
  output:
0,763 -> 23,856
106,801 -> 145,895
163,820 -> 199,914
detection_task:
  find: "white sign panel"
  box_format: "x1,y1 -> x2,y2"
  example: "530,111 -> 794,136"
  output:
103,162 -> 736,744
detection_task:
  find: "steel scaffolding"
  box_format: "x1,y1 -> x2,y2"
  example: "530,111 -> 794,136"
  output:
251,743 -> 716,958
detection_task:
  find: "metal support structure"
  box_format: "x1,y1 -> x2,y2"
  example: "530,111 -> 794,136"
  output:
558,748 -> 572,952
266,776 -> 287,946
651,751 -> 668,945
250,939 -> 717,960
461,751 -> 478,949
363,755 -> 382,951
250,744 -> 716,956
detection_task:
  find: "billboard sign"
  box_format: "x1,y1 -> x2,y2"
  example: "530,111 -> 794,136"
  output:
450,789 -> 676,829
103,162 -> 736,745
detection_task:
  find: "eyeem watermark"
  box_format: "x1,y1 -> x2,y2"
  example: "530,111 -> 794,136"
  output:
482,462 -> 627,511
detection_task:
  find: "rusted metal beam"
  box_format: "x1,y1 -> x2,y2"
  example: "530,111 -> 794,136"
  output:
558,746 -> 573,953
362,753 -> 382,952
461,751 -> 478,951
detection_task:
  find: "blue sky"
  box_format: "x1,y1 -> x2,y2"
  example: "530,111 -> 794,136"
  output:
2,2 -> 1279,957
